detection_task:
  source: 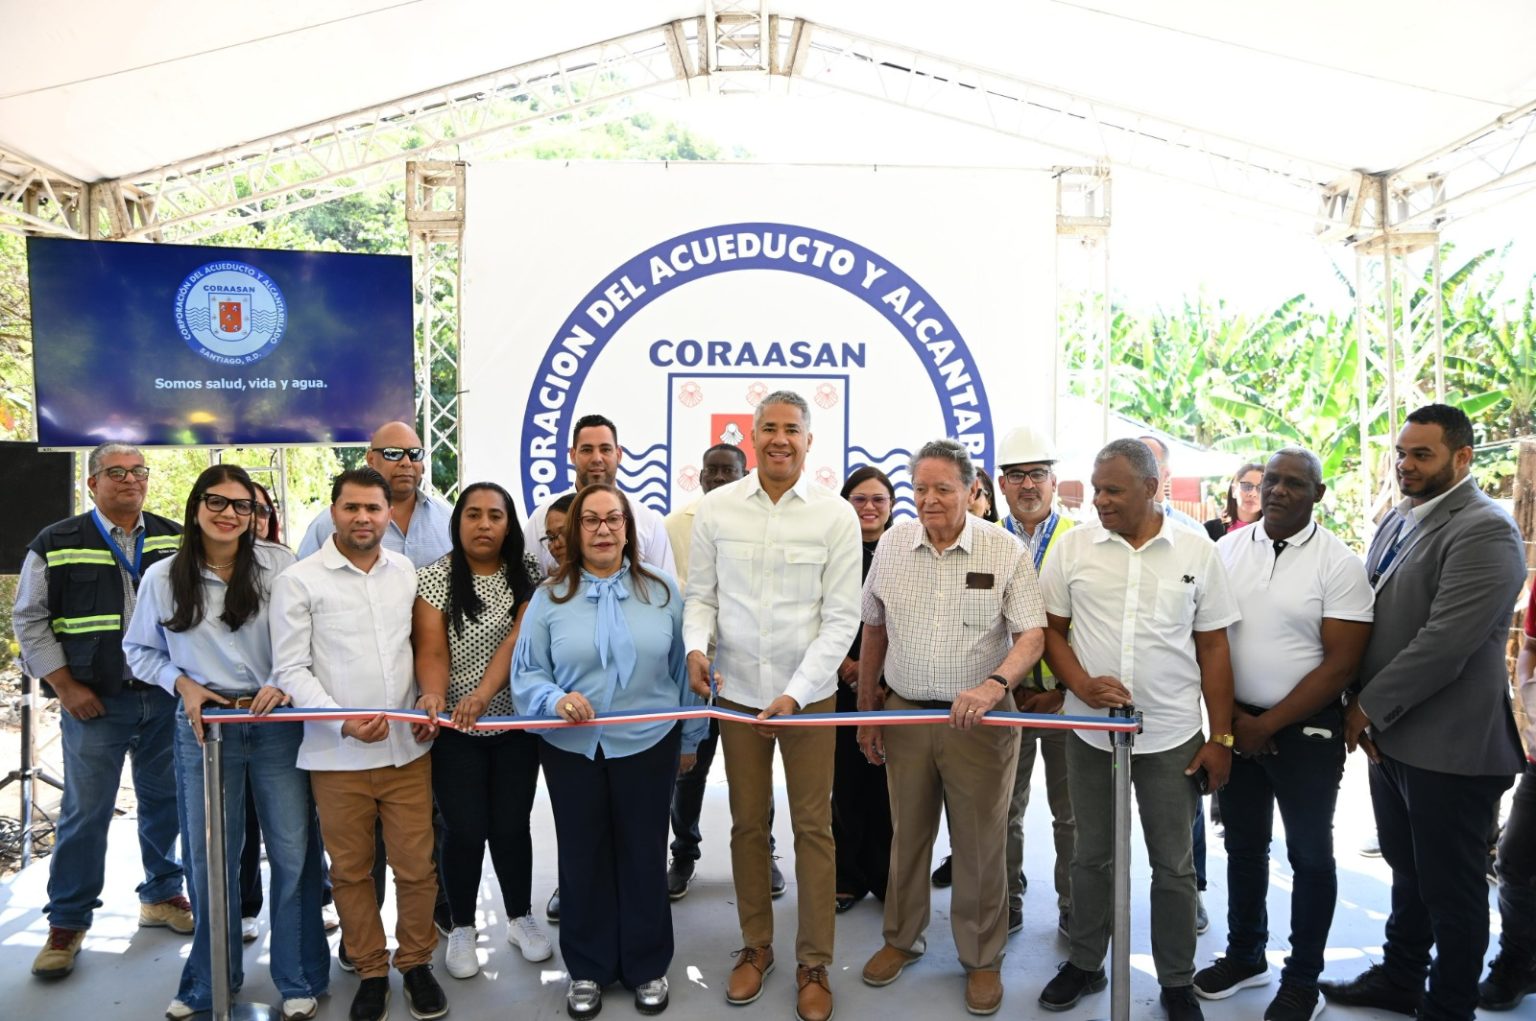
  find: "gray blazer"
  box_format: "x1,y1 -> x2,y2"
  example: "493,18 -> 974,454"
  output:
1359,478 -> 1526,776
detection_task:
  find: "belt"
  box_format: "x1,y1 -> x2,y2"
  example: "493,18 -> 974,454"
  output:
911,699 -> 953,710
124,678 -> 159,693
205,690 -> 259,710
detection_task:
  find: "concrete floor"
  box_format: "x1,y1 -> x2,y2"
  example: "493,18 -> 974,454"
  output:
1,749 -> 1531,1020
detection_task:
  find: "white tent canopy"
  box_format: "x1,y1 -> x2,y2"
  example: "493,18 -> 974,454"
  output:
2,0 -> 1533,186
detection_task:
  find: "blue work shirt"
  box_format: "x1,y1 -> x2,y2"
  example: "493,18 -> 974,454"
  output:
512,566 -> 705,761
297,488 -> 453,569
123,541 -> 296,696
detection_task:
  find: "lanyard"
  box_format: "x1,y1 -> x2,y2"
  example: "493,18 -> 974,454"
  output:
91,508 -> 145,582
1031,511 -> 1060,574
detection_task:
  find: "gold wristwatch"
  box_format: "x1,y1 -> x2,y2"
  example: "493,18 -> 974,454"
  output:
1211,733 -> 1235,748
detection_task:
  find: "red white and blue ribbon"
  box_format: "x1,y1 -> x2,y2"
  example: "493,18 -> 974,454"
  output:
203,704 -> 1140,734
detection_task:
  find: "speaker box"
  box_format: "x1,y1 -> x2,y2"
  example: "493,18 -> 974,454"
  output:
0,443 -> 74,574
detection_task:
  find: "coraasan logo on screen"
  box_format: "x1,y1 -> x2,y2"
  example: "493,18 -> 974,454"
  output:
173,260 -> 288,365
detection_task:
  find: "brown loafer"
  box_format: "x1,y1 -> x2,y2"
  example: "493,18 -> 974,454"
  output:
796,963 -> 834,1021
862,943 -> 924,987
726,945 -> 774,1005
966,968 -> 1004,1016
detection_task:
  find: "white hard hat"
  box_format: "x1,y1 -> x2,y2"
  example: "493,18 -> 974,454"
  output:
997,425 -> 1058,467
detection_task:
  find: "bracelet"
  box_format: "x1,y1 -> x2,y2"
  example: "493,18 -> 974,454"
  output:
985,674 -> 1011,692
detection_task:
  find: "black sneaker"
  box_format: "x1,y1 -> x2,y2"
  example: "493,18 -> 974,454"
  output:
348,976 -> 389,1021
931,855 -> 953,888
1264,984 -> 1323,1021
1161,984 -> 1205,1020
667,858 -> 695,901
1480,951 -> 1536,1010
769,857 -> 786,899
337,940 -> 356,973
1039,961 -> 1106,1011
1008,904 -> 1023,935
546,887 -> 560,923
1319,964 -> 1422,1015
402,964 -> 448,1020
1193,955 -> 1268,999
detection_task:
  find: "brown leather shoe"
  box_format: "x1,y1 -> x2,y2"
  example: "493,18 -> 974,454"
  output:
726,945 -> 774,1005
965,968 -> 1004,1015
797,964 -> 834,1021
862,943 -> 924,987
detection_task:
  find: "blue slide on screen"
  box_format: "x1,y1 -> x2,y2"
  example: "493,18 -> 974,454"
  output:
26,237 -> 413,448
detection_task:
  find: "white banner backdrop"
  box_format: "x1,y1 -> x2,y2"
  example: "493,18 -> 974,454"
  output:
460,162 -> 1055,519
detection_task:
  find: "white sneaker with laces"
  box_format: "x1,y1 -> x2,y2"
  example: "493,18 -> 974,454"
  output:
507,912 -> 553,962
241,916 -> 258,942
280,996 -> 319,1021
165,999 -> 195,1020
445,925 -> 480,978
320,903 -> 340,932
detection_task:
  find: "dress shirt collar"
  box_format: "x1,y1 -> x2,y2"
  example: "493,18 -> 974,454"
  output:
319,533 -> 395,575
96,510 -> 146,537
1092,508 -> 1179,551
912,514 -> 975,555
1397,471 -> 1473,523
741,468 -> 814,505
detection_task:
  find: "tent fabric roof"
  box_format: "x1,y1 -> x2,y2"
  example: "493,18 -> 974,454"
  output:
2,0 -> 1533,184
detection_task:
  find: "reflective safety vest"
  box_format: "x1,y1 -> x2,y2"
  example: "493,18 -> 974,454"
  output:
1007,510 -> 1076,693
28,510 -> 181,695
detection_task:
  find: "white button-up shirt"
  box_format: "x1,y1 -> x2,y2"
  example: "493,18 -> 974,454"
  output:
1040,514 -> 1241,754
863,516 -> 1046,701
271,536 -> 424,771
523,495 -> 676,578
297,488 -> 454,569
1217,520 -> 1375,709
682,471 -> 862,711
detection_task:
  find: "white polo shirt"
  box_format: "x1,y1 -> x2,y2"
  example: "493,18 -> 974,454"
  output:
1040,514 -> 1241,754
1216,520 -> 1375,709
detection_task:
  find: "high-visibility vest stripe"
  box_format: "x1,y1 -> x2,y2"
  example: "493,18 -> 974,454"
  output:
51,614 -> 122,635
45,549 -> 117,567
143,536 -> 182,552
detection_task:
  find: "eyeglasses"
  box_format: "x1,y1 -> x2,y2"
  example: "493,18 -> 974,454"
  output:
95,465 -> 150,481
579,512 -> 626,533
370,446 -> 426,462
849,494 -> 891,508
1236,481 -> 1260,494
256,503 -> 274,518
1001,468 -> 1052,485
539,533 -> 566,548
201,494 -> 255,516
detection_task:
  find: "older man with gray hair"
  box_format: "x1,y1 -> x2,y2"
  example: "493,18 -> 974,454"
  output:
855,438 -> 1046,1016
15,442 -> 190,980
1035,438 -> 1239,1021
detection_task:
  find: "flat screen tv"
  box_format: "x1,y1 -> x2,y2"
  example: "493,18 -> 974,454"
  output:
27,237 -> 413,447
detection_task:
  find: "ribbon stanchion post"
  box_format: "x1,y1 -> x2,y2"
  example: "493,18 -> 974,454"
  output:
202,720 -> 277,1021
1094,704 -> 1141,1021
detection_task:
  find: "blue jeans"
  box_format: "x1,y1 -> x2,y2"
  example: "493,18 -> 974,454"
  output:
174,707 -> 329,1010
46,686 -> 183,929
1216,712 -> 1346,991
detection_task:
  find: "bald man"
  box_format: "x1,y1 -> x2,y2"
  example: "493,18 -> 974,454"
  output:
299,422 -> 454,569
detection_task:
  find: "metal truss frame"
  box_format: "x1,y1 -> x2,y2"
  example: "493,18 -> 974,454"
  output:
1054,167 -> 1113,446
4,5 -> 1535,519
406,161 -> 465,497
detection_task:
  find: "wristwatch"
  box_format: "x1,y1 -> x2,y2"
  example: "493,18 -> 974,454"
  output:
1211,733 -> 1235,748
985,674 -> 1011,693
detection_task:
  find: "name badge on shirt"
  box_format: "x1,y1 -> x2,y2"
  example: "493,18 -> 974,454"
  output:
965,572 -> 995,590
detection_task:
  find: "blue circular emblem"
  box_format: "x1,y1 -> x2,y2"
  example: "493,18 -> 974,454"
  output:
173,260 -> 287,365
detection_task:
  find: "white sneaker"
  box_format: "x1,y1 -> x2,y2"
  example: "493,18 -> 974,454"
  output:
165,999 -> 196,1020
445,925 -> 480,978
241,916 -> 258,942
507,912 -> 553,962
280,996 -> 319,1021
320,903 -> 340,932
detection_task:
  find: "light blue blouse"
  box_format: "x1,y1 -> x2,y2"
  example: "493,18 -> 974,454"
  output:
512,566 -> 705,760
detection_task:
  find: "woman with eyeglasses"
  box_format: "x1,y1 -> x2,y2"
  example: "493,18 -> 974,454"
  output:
512,484 -> 706,1019
833,467 -> 896,913
123,465 -> 328,1021
1204,462 -> 1265,542
538,492 -> 575,578
970,467 -> 1000,524
411,482 -> 552,979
